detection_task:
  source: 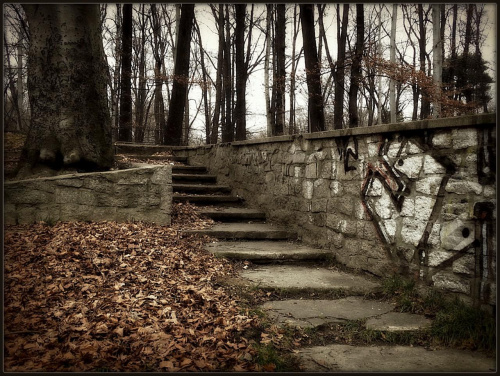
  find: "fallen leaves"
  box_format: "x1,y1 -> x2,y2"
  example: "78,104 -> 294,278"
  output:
4,220 -> 258,371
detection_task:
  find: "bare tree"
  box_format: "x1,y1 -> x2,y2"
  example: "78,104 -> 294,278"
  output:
300,4 -> 325,132
118,4 -> 132,141
165,4 -> 194,145
334,4 -> 349,129
348,4 -> 364,128
432,4 -> 443,118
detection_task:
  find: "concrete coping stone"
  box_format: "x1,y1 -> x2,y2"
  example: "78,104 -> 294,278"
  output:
4,165 -> 167,185
140,113 -> 494,150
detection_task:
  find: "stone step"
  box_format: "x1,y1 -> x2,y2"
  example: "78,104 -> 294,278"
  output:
114,143 -> 177,155
173,184 -> 231,194
365,312 -> 432,332
298,344 -> 495,372
172,173 -> 217,184
116,154 -> 188,163
199,207 -> 266,222
172,165 -> 207,174
260,297 -> 394,329
181,223 -> 297,240
173,194 -> 243,205
240,265 -> 381,295
205,241 -> 331,262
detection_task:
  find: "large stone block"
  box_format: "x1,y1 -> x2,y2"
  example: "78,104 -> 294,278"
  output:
452,128 -> 478,149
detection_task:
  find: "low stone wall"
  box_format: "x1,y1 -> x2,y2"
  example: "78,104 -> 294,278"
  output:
177,114 -> 496,306
4,165 -> 172,225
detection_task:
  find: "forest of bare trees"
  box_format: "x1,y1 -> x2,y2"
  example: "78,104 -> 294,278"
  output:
4,4 -> 495,147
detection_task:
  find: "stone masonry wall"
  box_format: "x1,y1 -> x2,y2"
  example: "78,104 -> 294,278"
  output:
4,165 -> 172,225
177,114 -> 496,306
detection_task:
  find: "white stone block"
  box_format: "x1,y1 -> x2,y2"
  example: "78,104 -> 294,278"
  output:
428,250 -> 451,267
368,143 -> 380,158
452,128 -> 478,149
423,155 -> 446,174
401,217 -> 427,246
416,176 -> 443,195
407,140 -> 424,154
330,181 -> 342,196
414,196 -> 435,221
303,180 -> 314,200
440,218 -> 475,251
400,198 -> 415,217
394,155 -> 424,179
431,132 -> 452,148
374,189 -> 395,219
365,178 -> 383,197
445,179 -> 483,195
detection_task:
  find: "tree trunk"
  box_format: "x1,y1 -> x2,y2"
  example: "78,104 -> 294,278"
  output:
264,4 -> 273,137
221,4 -> 233,142
235,4 -> 246,141
418,4 -> 430,119
118,4 -> 132,142
334,4 -> 349,129
150,4 -> 166,144
134,4 -> 147,143
300,4 -> 325,132
289,4 -> 299,135
111,4 -> 121,142
348,4 -> 364,128
389,4 -> 397,123
210,4 -> 224,144
193,18 -> 211,144
274,4 -> 286,136
16,27 -> 24,131
19,4 -> 113,177
165,4 -> 194,146
377,4 -> 383,124
432,4 -> 442,118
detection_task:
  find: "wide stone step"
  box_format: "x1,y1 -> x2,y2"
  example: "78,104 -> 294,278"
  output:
261,297 -> 394,329
240,265 -> 381,295
172,174 -> 217,184
205,241 -> 331,261
114,143 -> 177,155
117,154 -> 188,163
173,184 -> 231,194
199,207 -> 266,222
181,223 -> 297,240
298,344 -> 495,372
172,166 -> 207,174
173,194 -> 242,205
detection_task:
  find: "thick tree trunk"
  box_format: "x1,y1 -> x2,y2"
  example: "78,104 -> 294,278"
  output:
118,4 -> 132,142
221,5 -> 233,142
334,4 -> 349,129
274,4 -> 286,136
234,4 -> 246,141
264,4 -> 273,137
165,4 -> 194,146
300,4 -> 325,132
432,4 -> 442,118
210,4 -> 224,144
19,4 -> 113,177
389,4 -> 397,123
348,4 -> 364,128
418,4 -> 430,119
134,4 -> 147,143
288,5 -> 299,135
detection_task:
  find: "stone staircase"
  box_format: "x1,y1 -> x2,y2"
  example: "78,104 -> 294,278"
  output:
115,144 -> 496,373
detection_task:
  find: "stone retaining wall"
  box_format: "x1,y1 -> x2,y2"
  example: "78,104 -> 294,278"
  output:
4,165 -> 172,225
177,114 -> 496,306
